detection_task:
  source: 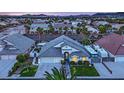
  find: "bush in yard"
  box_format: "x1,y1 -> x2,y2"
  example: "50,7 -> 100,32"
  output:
84,61 -> 90,66
71,67 -> 76,75
8,62 -> 22,76
8,70 -> 13,76
20,66 -> 38,77
12,62 -> 22,72
16,54 -> 27,62
24,54 -> 29,60
78,60 -> 83,65
70,61 -> 77,65
61,60 -> 66,65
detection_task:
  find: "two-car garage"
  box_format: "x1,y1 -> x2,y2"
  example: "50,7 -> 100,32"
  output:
39,57 -> 62,64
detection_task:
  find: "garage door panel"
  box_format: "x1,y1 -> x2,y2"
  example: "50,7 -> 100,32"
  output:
115,57 -> 124,62
40,57 -> 62,63
1,55 -> 16,60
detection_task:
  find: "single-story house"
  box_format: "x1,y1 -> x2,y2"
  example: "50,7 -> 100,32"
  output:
71,21 -> 82,27
38,35 -> 91,64
30,23 -> 49,32
111,23 -> 124,30
24,34 -> 85,43
32,19 -> 48,24
86,25 -> 99,33
93,21 -> 109,26
52,22 -> 72,32
0,34 -> 35,60
95,33 -> 124,62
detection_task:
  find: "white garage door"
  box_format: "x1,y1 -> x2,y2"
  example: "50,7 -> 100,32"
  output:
115,57 -> 124,62
1,55 -> 17,60
40,57 -> 62,63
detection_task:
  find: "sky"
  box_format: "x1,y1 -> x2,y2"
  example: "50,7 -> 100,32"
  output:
0,12 -> 96,16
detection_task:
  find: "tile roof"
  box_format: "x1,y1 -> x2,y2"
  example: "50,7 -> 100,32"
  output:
39,35 -> 90,57
95,33 -> 124,55
24,34 -> 84,42
3,34 -> 35,53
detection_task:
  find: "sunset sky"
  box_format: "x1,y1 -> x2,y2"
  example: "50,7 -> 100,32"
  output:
0,12 -> 96,16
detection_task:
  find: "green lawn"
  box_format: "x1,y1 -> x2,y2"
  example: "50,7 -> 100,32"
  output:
20,66 -> 38,77
70,65 -> 99,76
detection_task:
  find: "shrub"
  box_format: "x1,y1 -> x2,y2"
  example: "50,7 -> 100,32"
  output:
16,54 -> 30,63
8,70 -> 13,76
70,61 -> 76,65
12,62 -> 22,72
71,67 -> 76,75
20,66 -> 38,77
78,60 -> 83,65
61,60 -> 66,65
84,61 -> 90,66
16,54 -> 26,62
24,54 -> 29,60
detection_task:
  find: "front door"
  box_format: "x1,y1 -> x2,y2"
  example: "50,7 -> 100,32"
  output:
64,52 -> 70,63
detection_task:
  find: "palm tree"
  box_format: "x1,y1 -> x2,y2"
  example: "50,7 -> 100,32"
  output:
49,25 -> 54,34
71,26 -> 74,32
24,24 -> 30,34
64,26 -> 68,31
59,27 -> 62,34
36,27 -> 44,41
44,67 -> 75,80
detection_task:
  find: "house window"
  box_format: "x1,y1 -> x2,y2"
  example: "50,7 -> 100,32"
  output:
82,56 -> 87,61
72,55 -> 78,62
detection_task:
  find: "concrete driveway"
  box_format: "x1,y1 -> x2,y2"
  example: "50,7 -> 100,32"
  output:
35,63 -> 61,78
105,62 -> 124,77
94,63 -> 112,77
0,60 -> 16,77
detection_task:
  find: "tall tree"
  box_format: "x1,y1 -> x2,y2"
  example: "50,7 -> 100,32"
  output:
118,26 -> 124,35
82,38 -> 91,45
98,25 -> 107,34
24,24 -> 30,34
49,25 -> 54,34
37,27 -> 44,41
59,27 -> 62,34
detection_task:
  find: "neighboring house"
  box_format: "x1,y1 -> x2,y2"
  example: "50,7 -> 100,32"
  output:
52,23 -> 72,32
24,34 -> 85,43
33,19 -> 48,24
71,21 -> 82,27
0,34 -> 35,60
111,23 -> 124,30
0,21 -> 8,26
95,33 -> 124,62
93,21 -> 109,26
9,19 -> 19,25
86,25 -> 99,33
38,35 -> 91,64
30,23 -> 49,32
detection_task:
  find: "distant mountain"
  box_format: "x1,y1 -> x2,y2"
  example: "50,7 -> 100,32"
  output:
0,14 -> 48,18
92,12 -> 124,17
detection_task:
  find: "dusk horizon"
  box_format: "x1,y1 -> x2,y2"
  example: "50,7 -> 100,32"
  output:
0,12 -> 96,16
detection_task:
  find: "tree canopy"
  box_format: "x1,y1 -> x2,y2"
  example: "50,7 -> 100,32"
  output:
98,25 -> 107,34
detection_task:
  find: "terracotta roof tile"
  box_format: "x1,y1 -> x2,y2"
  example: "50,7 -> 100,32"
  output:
95,33 -> 124,55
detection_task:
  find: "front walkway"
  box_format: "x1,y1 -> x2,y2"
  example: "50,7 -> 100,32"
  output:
35,63 -> 61,78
